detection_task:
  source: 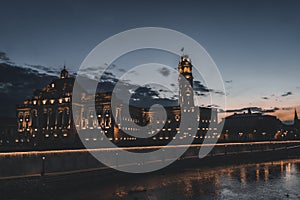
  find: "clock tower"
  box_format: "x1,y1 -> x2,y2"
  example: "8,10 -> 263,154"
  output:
178,55 -> 194,108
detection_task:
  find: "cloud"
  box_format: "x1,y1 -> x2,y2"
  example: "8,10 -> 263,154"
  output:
118,68 -> 126,72
25,63 -> 61,77
0,82 -> 13,93
193,81 -> 212,93
0,62 -> 56,117
261,92 -> 293,101
214,90 -> 225,95
262,107 -> 280,113
220,106 -> 280,114
207,104 -> 219,108
193,81 -> 225,96
0,52 -> 10,61
195,92 -> 207,96
281,91 -> 293,97
281,107 -> 295,111
158,67 -> 170,77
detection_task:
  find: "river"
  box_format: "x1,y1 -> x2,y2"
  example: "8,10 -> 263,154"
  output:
2,158 -> 300,200
96,159 -> 300,200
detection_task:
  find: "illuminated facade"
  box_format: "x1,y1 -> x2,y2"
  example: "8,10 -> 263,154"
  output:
221,109 -> 282,141
16,66 -> 75,148
16,56 -> 218,149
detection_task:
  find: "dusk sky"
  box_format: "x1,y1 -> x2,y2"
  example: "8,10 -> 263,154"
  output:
1,0 -> 300,121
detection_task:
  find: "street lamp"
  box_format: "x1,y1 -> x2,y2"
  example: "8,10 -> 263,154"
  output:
41,156 -> 46,176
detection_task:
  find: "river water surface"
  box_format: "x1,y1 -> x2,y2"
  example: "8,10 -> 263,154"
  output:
3,159 -> 300,200
94,159 -> 300,200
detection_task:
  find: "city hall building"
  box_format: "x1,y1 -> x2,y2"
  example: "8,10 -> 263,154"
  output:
16,56 -> 218,149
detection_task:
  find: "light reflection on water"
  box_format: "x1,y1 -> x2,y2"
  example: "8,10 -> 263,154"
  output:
96,159 -> 300,200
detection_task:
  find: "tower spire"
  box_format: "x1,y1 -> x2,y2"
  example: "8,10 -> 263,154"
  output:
180,47 -> 185,56
294,109 -> 299,124
60,63 -> 68,79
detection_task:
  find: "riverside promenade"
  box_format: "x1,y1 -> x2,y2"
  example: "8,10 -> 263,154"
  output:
0,141 -> 300,179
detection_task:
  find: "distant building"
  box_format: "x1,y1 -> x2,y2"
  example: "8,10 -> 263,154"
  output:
293,109 -> 299,128
221,109 -> 282,141
0,117 -> 16,147
16,56 -> 218,149
281,109 -> 300,140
